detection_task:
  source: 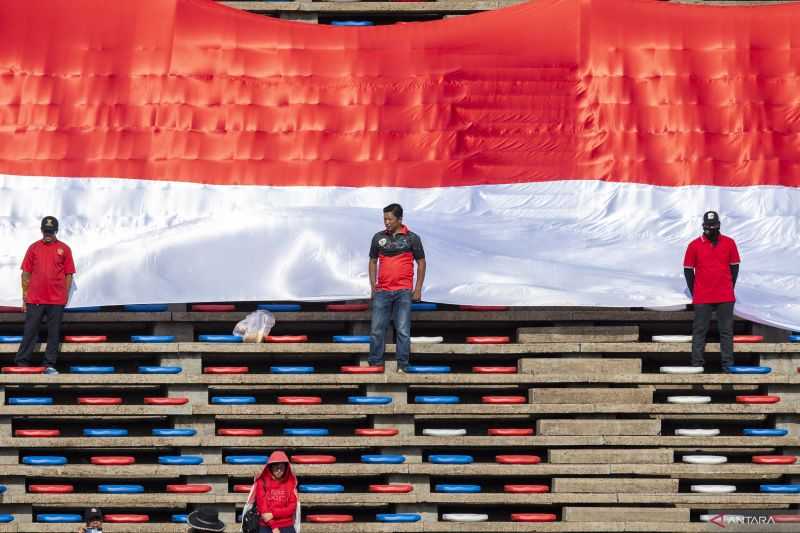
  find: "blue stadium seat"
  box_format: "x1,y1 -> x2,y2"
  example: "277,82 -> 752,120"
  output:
299,484 -> 345,493
361,454 -> 406,464
760,484 -> 800,493
411,303 -> 438,311
225,455 -> 268,465
198,334 -> 243,343
131,335 -> 175,343
415,395 -> 460,404
435,484 -> 482,493
743,428 -> 789,437
8,397 -> 53,405
66,306 -> 101,313
283,428 -> 330,437
211,396 -> 256,405
158,455 -> 204,465
348,396 -> 392,405
0,485 -> 6,494
406,365 -> 451,373
333,335 -> 370,343
429,454 -> 474,464
98,484 -> 144,493
171,514 -> 188,523
22,456 -> 67,465
0,336 -> 22,343
70,365 -> 115,374
331,21 -> 374,26
727,366 -> 771,374
258,304 -> 301,312
271,366 -> 315,374
153,428 -> 196,437
0,514 -> 12,523
789,334 -> 800,342
124,304 -> 168,312
84,428 -> 128,437
37,514 -> 82,523
139,366 -> 182,374
377,514 -> 421,523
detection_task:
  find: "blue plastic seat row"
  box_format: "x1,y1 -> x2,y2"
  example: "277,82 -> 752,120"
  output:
8,397 -> 53,405
411,303 -> 438,311
406,365 -> 451,373
37,514 -> 81,523
212,396 -> 256,405
198,334 -> 242,343
299,484 -> 344,493
744,428 -> 788,437
22,456 -> 68,465
331,21 -> 374,26
435,484 -> 482,493
0,514 -> 12,523
84,428 -> 128,437
415,395 -> 460,404
124,304 -> 168,312
172,514 -> 188,523
99,484 -> 144,493
271,366 -> 314,374
377,514 -> 421,523
727,366 -> 771,374
429,454 -> 474,464
790,334 -> 800,342
348,396 -> 392,405
761,484 -> 800,493
131,335 -> 175,343
139,366 -> 182,374
361,454 -> 405,464
0,336 -> 22,343
158,455 -> 203,465
284,428 -> 329,437
71,365 -> 116,374
226,455 -> 268,465
258,304 -> 301,312
0,485 -> 6,494
66,306 -> 101,313
333,335 -> 370,343
153,428 -> 196,437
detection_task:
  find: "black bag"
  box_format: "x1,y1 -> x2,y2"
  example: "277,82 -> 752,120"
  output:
242,506 -> 260,533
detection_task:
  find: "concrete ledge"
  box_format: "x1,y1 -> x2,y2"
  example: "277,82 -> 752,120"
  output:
549,449 -> 672,464
537,419 -> 661,436
531,387 -> 653,404
518,326 -> 639,343
564,506 -> 689,522
552,477 -> 679,494
522,357 -> 641,375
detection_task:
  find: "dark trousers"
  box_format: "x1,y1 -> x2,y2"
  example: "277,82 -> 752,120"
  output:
15,304 -> 65,367
691,302 -> 735,368
369,289 -> 412,368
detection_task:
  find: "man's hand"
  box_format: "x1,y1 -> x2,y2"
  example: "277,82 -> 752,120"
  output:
21,302 -> 26,313
273,529 -> 280,533
261,513 -> 273,522
412,289 -> 422,302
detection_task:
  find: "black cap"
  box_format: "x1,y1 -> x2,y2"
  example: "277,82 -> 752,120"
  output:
41,216 -> 59,234
84,508 -> 103,522
702,211 -> 720,227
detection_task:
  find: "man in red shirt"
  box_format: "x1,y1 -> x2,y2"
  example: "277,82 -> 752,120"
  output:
683,211 -> 740,372
15,216 -> 76,374
368,203 -> 426,372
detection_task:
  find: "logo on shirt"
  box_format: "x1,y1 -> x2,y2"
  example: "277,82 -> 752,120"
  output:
57,248 -> 64,256
378,238 -> 388,246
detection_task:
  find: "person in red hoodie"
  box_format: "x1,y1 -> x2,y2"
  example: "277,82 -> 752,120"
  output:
255,451 -> 298,533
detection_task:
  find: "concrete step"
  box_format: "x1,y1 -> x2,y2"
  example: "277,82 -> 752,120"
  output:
518,326 -> 639,343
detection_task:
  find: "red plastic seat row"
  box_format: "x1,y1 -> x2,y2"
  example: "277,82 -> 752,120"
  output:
217,428 -> 264,437
291,455 -> 336,464
752,455 -> 797,465
504,484 -> 550,493
459,305 -> 509,311
144,397 -> 188,405
91,456 -> 136,465
512,513 -> 557,522
15,429 -> 61,437
204,366 -> 249,374
64,335 -> 107,343
78,397 -> 123,405
482,395 -> 526,404
166,484 -> 211,493
29,484 -> 74,493
0,306 -> 23,313
307,515 -> 354,523
369,484 -> 413,493
473,366 -> 517,374
467,336 -> 511,344
737,395 -> 780,404
278,396 -> 322,405
2,366 -> 46,374
105,515 -> 149,523
488,428 -> 534,436
340,365 -> 384,374
265,335 -> 308,343
233,484 -> 253,493
355,428 -> 399,437
496,455 -> 541,465
326,303 -> 369,312
191,304 -> 236,312
733,335 -> 763,343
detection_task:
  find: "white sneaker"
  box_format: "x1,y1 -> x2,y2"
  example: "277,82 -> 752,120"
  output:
44,367 -> 59,375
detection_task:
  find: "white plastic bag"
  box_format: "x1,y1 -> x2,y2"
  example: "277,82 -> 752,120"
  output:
234,310 -> 275,343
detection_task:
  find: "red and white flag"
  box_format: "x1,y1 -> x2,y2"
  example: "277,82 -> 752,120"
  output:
0,0 -> 798,329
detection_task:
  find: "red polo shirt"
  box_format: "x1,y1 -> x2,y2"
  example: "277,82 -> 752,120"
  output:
683,234 -> 740,305
21,239 -> 76,305
369,225 -> 425,291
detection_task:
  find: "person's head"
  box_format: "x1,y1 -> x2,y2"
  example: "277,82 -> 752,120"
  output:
41,216 -> 59,243
383,203 -> 403,233
269,460 -> 287,480
702,211 -> 721,242
187,508 -> 225,532
263,450 -> 294,483
83,507 -> 103,530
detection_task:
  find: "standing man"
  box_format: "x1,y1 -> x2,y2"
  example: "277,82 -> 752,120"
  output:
15,216 -> 75,375
683,211 -> 740,372
368,203 -> 426,372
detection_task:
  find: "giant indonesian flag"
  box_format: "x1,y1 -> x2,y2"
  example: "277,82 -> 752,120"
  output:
0,0 -> 799,329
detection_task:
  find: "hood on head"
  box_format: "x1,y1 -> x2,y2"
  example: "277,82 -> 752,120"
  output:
257,450 -> 296,484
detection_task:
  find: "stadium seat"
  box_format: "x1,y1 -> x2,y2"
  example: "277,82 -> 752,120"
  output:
198,334 -> 242,342
443,514 -> 489,522
225,456 -> 268,465
369,484 -> 413,493
355,428 -> 398,437
682,455 -> 727,464
411,303 -> 438,311
2,366 -> 45,373
727,366 -> 771,374
652,335 -> 692,342
8,397 -> 53,405
22,456 -> 67,465
124,304 -> 168,312
333,335 -> 370,343
98,484 -> 144,493
326,303 -> 368,312
153,428 -> 196,437
734,335 -> 763,343
482,395 -> 526,404
752,455 -> 797,465
83,428 -> 128,437
473,366 -> 518,373
667,395 -> 711,404
504,484 -> 550,493
790,334 -> 800,342
66,307 -> 102,313
496,455 -> 541,465
290,455 -> 336,464
423,428 -> 466,436
232,484 -> 252,493
406,365 -> 451,373
265,335 -> 308,343
691,484 -> 736,493
459,305 -> 509,311
158,455 -> 204,465
0,485 -> 5,494
435,484 -> 482,493
348,396 -> 392,405
660,366 -> 704,374
429,454 -> 473,464
361,454 -> 406,464
773,515 -> 800,523
211,396 -> 256,404
410,336 -> 444,344
105,515 -> 150,523
166,484 -> 212,493
299,484 -> 345,493
139,366 -> 182,374
78,397 -> 123,405
511,513 -> 558,522
144,397 -> 189,405
131,335 -> 175,342
0,515 -> 12,523
15,429 -> 60,437
306,515 -> 354,523
90,456 -> 136,465
204,366 -> 249,374
278,396 -> 322,405
283,428 -> 329,437
415,395 -> 460,404
258,304 -> 301,312
736,395 -> 780,404
37,514 -> 83,523
70,365 -> 115,373
191,304 -> 235,312
0,306 -> 22,313
488,428 -> 534,436
29,484 -> 74,493
675,429 -> 719,436
743,428 -> 788,437
340,365 -> 384,373
376,514 -> 421,523
760,484 -> 800,493
217,428 -> 263,436
64,335 -> 107,342
171,514 -> 188,523
467,336 -> 510,344
0,335 -> 22,343
271,365 -> 315,373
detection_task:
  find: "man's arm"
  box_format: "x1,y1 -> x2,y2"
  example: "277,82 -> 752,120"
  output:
730,264 -> 739,287
368,258 -> 378,295
683,267 -> 695,295
21,272 -> 30,311
413,258 -> 426,301
65,274 -> 73,303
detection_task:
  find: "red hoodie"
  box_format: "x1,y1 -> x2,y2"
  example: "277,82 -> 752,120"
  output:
255,450 -> 298,529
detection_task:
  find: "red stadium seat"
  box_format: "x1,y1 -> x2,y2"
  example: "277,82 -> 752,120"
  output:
340,365 -> 384,373
278,396 -> 322,405
504,484 -> 550,493
752,455 -> 797,465
369,484 -> 413,493
482,395 -> 526,404
265,335 -> 308,343
472,366 -> 517,374
78,397 -> 123,405
496,455 -> 541,465
290,454 -> 336,464
736,395 -> 780,404
64,335 -> 107,343
233,484 -> 253,493
2,366 -> 46,374
15,429 -> 61,437
204,366 -> 249,374
326,303 -> 368,312
217,428 -> 263,437
143,397 -> 189,405
467,336 -> 510,344
773,515 -> 800,523
0,306 -> 23,313
734,335 -> 763,343
511,513 -> 557,522
90,456 -> 136,465
166,484 -> 212,493
191,304 -> 235,312
459,305 -> 509,311
306,515 -> 354,523
104,515 -> 149,523
488,428 -> 534,436
29,484 -> 74,493
355,428 -> 399,437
